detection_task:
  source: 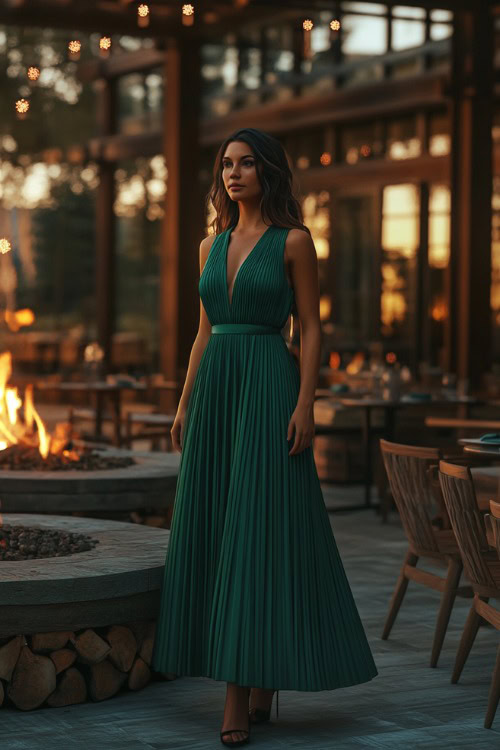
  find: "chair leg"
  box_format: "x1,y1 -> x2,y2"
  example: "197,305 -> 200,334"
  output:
485,643 -> 500,729
451,597 -> 484,684
430,557 -> 462,668
382,548 -> 418,640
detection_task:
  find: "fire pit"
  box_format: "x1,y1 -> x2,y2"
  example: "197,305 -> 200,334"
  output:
0,522 -> 98,560
0,445 -> 178,515
0,514 -> 175,710
0,351 -> 178,520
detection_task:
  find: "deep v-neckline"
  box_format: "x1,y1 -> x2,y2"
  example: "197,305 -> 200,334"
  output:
224,224 -> 273,310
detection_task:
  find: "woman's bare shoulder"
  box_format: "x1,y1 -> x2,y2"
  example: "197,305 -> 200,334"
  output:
199,233 -> 218,264
284,227 -> 315,262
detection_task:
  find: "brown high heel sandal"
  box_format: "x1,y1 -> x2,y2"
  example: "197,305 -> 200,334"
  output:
248,689 -> 279,724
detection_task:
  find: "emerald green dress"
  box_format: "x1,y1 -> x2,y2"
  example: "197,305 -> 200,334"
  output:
152,224 -> 378,690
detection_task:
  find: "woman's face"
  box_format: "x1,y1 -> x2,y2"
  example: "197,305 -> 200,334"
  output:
222,141 -> 261,201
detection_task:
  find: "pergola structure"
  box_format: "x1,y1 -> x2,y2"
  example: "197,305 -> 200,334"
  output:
0,0 -> 495,391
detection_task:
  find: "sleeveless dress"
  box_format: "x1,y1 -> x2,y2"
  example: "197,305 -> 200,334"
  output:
151,224 -> 378,691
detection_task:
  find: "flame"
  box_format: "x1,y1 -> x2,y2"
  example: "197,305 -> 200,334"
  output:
329,351 -> 341,370
0,350 -> 52,458
4,308 -> 35,331
346,352 -> 365,375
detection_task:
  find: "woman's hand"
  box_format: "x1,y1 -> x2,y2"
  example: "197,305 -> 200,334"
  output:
171,406 -> 187,452
287,403 -> 315,455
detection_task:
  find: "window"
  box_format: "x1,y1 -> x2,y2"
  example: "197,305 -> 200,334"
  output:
380,184 -> 420,342
117,69 -> 163,135
429,111 -> 450,156
386,116 -> 421,160
114,156 -> 166,371
427,185 -> 450,365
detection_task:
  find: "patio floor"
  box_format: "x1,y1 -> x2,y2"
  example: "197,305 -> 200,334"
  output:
2,490 -> 500,750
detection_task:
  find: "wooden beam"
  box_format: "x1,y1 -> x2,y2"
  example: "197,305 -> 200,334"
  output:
200,71 -> 447,146
88,132 -> 162,161
160,36 -> 204,400
77,48 -> 166,83
95,79 -> 117,373
448,7 -> 494,388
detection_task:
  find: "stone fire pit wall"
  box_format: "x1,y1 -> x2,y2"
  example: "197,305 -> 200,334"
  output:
0,515 -> 176,710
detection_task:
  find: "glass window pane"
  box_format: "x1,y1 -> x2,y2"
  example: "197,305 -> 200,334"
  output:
428,184 -> 451,366
392,19 -> 426,50
386,116 -> 421,160
430,10 -> 453,22
117,68 -> 163,135
392,5 -> 426,18
332,193 -> 378,347
429,112 -> 451,156
430,23 -> 452,41
381,184 -> 420,344
491,177 -> 500,360
341,2 -> 387,13
340,121 -> 382,163
114,156 -> 165,371
341,15 -> 388,56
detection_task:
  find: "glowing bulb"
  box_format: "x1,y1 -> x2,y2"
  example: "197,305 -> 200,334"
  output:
320,152 -> 332,166
68,40 -> 81,54
100,36 -> 112,50
27,66 -> 40,81
137,3 -> 150,27
303,19 -> 313,31
15,98 -> 29,114
330,19 -> 341,31
0,238 -> 12,254
182,4 -> 194,26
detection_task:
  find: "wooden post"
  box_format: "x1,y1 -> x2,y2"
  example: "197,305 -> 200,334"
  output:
95,79 -> 116,373
448,8 -> 493,389
160,37 -> 203,409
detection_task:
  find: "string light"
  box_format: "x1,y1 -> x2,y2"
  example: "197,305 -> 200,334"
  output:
137,3 -> 150,28
330,18 -> 341,42
182,4 -> 194,26
320,152 -> 332,166
302,19 -> 313,59
15,98 -> 29,117
0,238 -> 12,255
68,39 -> 81,61
27,66 -> 40,81
99,35 -> 112,57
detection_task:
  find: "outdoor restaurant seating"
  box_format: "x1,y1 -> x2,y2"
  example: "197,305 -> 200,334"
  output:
380,439 -> 473,668
438,462 -> 500,729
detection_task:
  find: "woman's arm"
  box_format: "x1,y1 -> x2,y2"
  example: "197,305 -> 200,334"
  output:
285,228 -> 323,455
176,234 -> 216,415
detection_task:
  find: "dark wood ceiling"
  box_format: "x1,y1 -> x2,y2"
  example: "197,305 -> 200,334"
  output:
0,0 -> 490,38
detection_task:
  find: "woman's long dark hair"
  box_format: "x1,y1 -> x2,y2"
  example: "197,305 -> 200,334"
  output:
206,128 -> 311,237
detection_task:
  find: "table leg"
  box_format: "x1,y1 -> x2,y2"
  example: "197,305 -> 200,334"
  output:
363,407 -> 372,508
112,391 -> 122,446
380,407 -> 396,522
92,391 -> 104,440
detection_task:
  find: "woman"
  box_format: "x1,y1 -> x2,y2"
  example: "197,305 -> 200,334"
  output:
151,128 -> 377,747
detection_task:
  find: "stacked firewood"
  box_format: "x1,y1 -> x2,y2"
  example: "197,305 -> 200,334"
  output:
0,621 -> 177,710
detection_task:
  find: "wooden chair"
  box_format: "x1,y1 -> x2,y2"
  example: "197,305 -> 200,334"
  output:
438,461 -> 500,729
380,439 -> 472,667
122,411 -> 176,451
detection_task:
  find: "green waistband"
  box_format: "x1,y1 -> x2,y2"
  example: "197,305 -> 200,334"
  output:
212,323 -> 282,335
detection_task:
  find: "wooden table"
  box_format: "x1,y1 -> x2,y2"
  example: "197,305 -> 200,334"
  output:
335,396 -> 480,508
34,380 -> 179,445
459,438 -> 500,459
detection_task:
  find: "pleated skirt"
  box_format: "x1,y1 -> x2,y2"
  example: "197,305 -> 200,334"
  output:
151,332 -> 378,690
